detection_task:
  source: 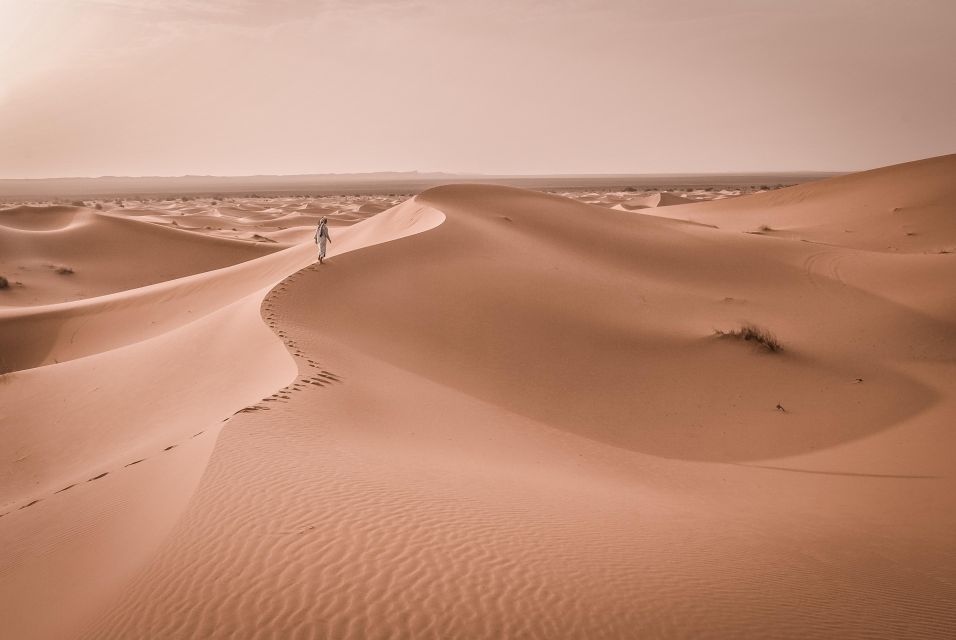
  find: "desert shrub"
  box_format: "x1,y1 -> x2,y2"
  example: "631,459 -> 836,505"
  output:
94,202 -> 103,210
71,200 -> 85,207
54,266 -> 74,275
0,275 -> 8,289
758,225 -> 774,232
715,323 -> 782,352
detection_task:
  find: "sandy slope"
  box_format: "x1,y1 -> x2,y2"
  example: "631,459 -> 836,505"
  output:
3,157 -> 956,639
647,154 -> 956,253
0,198 -> 442,639
0,204 -> 277,307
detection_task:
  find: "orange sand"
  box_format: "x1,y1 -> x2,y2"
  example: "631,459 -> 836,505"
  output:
1,156 -> 955,639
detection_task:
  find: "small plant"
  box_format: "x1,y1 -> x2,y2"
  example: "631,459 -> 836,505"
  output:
54,266 -> 74,275
94,202 -> 103,210
71,200 -> 85,207
758,225 -> 774,232
715,323 -> 782,353
0,275 -> 8,289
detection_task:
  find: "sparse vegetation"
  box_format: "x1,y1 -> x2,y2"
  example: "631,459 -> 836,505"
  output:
94,202 -> 103,210
0,276 -> 8,289
758,225 -> 774,232
54,266 -> 74,275
715,323 -> 782,353
71,200 -> 85,207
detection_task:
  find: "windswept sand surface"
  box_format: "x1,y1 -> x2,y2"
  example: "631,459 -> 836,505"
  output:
2,156 -> 955,639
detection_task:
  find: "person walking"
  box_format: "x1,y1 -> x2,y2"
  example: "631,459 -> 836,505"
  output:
315,217 -> 331,264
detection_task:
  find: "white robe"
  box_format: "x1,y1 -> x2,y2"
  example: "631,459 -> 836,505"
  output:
315,223 -> 329,258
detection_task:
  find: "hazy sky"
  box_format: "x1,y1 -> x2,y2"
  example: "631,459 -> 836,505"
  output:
1,0 -> 953,177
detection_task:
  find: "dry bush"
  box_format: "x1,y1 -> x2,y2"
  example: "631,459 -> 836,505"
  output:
0,275 -> 8,289
54,266 -> 74,275
715,323 -> 782,352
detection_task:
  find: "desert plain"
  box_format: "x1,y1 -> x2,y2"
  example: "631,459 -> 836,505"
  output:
1,154 -> 955,638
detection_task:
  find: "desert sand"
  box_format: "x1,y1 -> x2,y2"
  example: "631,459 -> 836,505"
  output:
1,155 -> 955,639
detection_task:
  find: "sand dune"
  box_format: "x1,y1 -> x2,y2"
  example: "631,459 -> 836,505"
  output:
2,158 -> 955,639
0,204 -> 85,231
648,154 -> 956,253
615,191 -> 692,209
0,197 -> 442,639
0,204 -> 277,307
